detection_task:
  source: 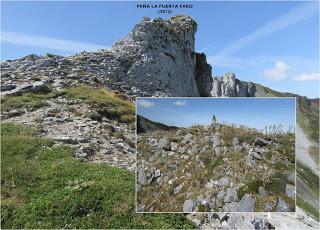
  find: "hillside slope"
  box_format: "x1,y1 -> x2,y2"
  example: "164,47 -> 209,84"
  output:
137,115 -> 179,133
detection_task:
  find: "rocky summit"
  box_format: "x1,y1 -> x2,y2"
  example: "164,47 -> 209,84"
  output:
137,116 -> 296,213
1,15 -> 212,98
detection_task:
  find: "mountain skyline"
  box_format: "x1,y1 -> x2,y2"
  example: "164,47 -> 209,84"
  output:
137,98 -> 296,130
1,1 -> 319,98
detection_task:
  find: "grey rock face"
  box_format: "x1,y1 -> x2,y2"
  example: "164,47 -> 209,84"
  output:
182,133 -> 192,144
252,151 -> 262,160
251,217 -> 275,230
223,202 -> 239,212
264,203 -> 273,212
170,142 -> 178,151
217,190 -> 226,200
276,198 -> 291,212
174,184 -> 183,194
178,146 -> 187,154
112,15 -> 210,97
138,168 -> 147,185
194,53 -> 213,96
154,169 -> 161,178
183,200 -> 196,212
209,198 -> 216,209
254,137 -> 270,147
1,83 -> 16,92
237,193 -> 255,212
285,184 -> 295,199
191,145 -> 201,154
224,187 -> 238,203
211,73 -> 257,97
287,172 -> 295,184
218,177 -> 230,187
245,154 -> 256,167
258,186 -> 268,197
212,132 -> 221,148
159,137 -> 169,150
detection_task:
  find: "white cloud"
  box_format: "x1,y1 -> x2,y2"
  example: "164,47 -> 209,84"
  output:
173,100 -> 187,106
138,99 -> 155,108
262,61 -> 289,80
1,31 -> 108,52
294,73 -> 320,81
210,2 -> 317,59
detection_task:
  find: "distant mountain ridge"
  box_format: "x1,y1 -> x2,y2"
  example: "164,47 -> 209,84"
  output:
137,115 -> 179,133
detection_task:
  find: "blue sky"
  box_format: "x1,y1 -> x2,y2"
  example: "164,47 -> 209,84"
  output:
137,98 -> 296,130
1,1 -> 319,98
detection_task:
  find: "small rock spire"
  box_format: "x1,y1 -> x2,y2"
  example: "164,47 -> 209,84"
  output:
211,115 -> 217,126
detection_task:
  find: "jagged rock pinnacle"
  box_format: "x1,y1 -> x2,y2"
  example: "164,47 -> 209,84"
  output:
210,72 -> 266,97
111,15 -> 211,97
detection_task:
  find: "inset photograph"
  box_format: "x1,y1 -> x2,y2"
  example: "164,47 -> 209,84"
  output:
136,98 -> 296,213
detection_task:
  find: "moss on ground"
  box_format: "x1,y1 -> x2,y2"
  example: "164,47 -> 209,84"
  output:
1,123 -> 195,229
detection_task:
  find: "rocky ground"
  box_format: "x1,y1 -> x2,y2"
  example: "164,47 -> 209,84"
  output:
1,84 -> 136,171
137,117 -> 296,213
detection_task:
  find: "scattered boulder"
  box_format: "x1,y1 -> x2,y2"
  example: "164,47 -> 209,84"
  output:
212,132 -> 221,148
159,137 -> 170,150
138,168 -> 147,185
285,184 -> 295,199
251,217 -> 275,230
237,193 -> 255,212
287,172 -> 295,184
205,180 -> 214,189
154,169 -> 161,178
218,177 -> 230,187
183,200 -> 196,212
258,186 -> 268,197
245,154 -> 256,167
254,137 -> 270,147
264,203 -> 273,212
1,84 -> 16,91
178,146 -> 187,154
209,198 -> 216,209
171,142 -> 178,151
224,187 -> 238,203
276,198 -> 291,212
251,151 -> 262,160
191,145 -> 201,154
174,184 -> 183,194
182,133 -> 192,144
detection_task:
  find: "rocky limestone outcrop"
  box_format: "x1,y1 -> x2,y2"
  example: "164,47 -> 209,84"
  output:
210,72 -> 269,97
111,15 -> 212,97
1,15 -> 212,98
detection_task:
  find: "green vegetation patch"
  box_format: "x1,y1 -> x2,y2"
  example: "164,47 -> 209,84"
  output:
1,123 -> 194,229
297,162 -> 319,195
220,124 -> 261,146
63,85 -> 135,123
237,179 -> 263,199
265,172 -> 291,195
1,90 -> 64,112
297,97 -> 319,143
297,197 -> 319,222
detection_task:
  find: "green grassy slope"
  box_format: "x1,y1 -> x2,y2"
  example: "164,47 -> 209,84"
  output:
1,123 -> 195,229
258,84 -> 319,220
